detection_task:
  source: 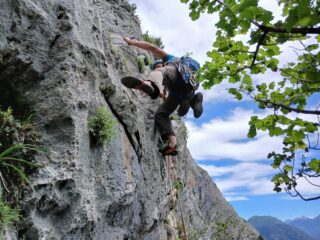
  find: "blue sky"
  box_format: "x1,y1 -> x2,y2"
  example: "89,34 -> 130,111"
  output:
128,0 -> 320,221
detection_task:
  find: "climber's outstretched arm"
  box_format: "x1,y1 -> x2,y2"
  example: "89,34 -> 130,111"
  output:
123,37 -> 167,59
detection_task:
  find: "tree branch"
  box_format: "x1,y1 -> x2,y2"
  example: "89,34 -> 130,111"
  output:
273,102 -> 320,115
233,61 -> 265,75
303,175 -> 320,187
251,31 -> 268,67
292,185 -> 320,201
298,38 -> 320,63
281,69 -> 317,84
257,99 -> 320,115
214,0 -> 320,35
251,20 -> 320,34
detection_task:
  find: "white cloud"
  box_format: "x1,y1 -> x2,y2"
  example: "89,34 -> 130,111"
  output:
199,162 -> 276,198
200,162 -> 274,178
225,196 -> 248,202
186,107 -> 283,161
187,107 -> 283,197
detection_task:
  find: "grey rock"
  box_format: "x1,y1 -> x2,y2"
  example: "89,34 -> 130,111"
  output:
0,0 -> 259,239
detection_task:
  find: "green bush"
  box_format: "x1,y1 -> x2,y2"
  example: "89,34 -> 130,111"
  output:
136,57 -> 145,73
88,107 -> 116,146
142,31 -> 164,49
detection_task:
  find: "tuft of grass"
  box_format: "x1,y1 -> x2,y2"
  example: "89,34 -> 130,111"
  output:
0,144 -> 42,192
0,107 -> 43,237
0,194 -> 20,229
0,107 -> 42,193
88,107 -> 117,146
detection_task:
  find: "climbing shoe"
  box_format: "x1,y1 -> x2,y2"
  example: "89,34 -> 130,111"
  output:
177,99 -> 191,117
159,144 -> 178,156
191,92 -> 203,118
121,76 -> 154,96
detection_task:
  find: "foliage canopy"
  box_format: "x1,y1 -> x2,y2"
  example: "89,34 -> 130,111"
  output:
181,0 -> 320,200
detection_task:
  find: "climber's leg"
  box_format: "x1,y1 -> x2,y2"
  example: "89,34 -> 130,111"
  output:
155,94 -> 180,156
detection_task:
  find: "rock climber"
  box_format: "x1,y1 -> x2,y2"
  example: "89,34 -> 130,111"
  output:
121,37 -> 203,156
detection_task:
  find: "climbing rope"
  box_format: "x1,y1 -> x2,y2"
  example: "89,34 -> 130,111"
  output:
159,135 -> 188,239
165,155 -> 188,240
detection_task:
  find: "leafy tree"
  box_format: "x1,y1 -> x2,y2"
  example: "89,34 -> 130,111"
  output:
181,0 -> 320,200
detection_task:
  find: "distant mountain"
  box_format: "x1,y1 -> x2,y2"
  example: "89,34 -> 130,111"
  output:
285,215 -> 320,240
248,216 -> 314,240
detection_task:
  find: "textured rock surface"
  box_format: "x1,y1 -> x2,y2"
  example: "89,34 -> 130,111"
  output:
0,0 -> 259,239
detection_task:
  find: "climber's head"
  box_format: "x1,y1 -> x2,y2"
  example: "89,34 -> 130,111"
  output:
150,60 -> 163,70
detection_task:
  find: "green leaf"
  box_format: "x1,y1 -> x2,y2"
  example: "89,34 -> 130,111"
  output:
298,16 -> 314,26
237,0 -> 258,12
305,123 -> 317,133
243,74 -> 252,85
190,10 -> 200,20
269,82 -> 275,90
283,8 -> 298,32
247,124 -> 257,138
273,127 -> 284,136
239,20 -> 251,33
308,159 -> 320,173
306,44 -> 319,51
228,88 -> 243,100
291,130 -> 305,141
253,7 -> 273,23
251,65 -> 261,74
283,165 -> 293,172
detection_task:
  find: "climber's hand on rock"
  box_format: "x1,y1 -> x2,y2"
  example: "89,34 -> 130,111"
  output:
123,37 -> 132,45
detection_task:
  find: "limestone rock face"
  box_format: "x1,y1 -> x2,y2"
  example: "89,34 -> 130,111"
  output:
0,0 -> 259,239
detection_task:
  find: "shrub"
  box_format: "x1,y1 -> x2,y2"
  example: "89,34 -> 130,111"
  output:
136,57 -> 145,73
88,107 -> 116,146
142,31 -> 164,49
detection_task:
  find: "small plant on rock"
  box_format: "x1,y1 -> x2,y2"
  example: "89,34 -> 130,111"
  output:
88,107 -> 117,146
0,107 -> 42,238
0,107 -> 42,193
136,57 -> 145,73
0,191 -> 20,236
